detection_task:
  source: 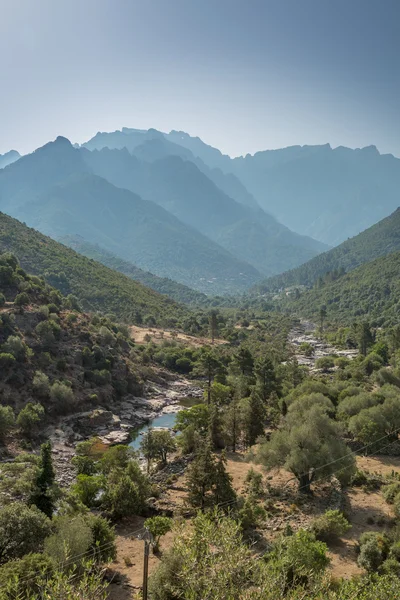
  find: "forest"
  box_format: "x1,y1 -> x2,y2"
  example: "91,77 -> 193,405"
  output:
2,248 -> 400,599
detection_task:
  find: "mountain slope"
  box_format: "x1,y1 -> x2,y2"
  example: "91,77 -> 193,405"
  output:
0,137 -> 261,294
255,207 -> 400,292
82,137 -> 327,276
164,132 -> 400,247
0,212 -> 190,325
59,234 -> 207,305
0,150 -> 20,170
284,249 -> 400,327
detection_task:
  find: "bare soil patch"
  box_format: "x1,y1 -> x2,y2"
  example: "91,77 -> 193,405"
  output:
130,325 -> 227,347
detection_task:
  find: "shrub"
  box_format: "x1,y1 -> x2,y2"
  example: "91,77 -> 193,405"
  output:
0,405 -> 15,441
0,293 -> 5,307
0,552 -> 54,596
71,474 -> 102,507
44,515 -> 93,570
83,513 -> 116,562
382,482 -> 400,504
311,510 -> 351,542
104,474 -> 141,519
0,502 -> 51,562
14,292 -> 29,309
49,382 -> 75,413
244,468 -> 264,498
315,357 -> 335,371
32,371 -> 50,398
0,352 -> 16,371
358,532 -> 390,572
17,402 -> 45,438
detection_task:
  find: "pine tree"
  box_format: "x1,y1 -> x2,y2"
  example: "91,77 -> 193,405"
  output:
223,397 -> 242,453
213,451 -> 236,508
242,395 -> 265,448
233,347 -> 254,377
196,349 -> 222,405
209,310 -> 219,344
31,441 -> 56,517
208,404 -> 224,450
186,442 -> 217,511
254,356 -> 278,402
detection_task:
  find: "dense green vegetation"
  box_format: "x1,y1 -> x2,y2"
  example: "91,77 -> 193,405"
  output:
256,207 -> 400,293
281,249 -> 400,327
60,234 -> 207,305
0,212 -> 191,326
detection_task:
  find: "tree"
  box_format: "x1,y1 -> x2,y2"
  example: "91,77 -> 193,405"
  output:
32,370 -> 50,398
233,347 -> 254,377
175,404 -> 210,435
17,402 -> 45,439
0,405 -> 15,442
242,395 -> 265,447
223,397 -> 242,452
209,310 -> 219,344
31,441 -> 56,517
72,474 -> 102,507
186,443 -> 235,511
196,349 -> 222,405
254,356 -> 279,402
140,428 -> 155,473
144,516 -> 172,552
319,306 -> 327,335
104,473 -> 141,518
144,430 -> 177,467
355,321 -> 375,356
208,404 -> 224,449
0,502 -> 51,562
256,401 -> 355,493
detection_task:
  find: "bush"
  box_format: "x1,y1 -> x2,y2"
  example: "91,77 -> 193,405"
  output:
32,371 -> 50,398
0,293 -> 5,307
311,510 -> 351,542
382,482 -> 400,504
0,502 -> 51,562
17,402 -> 45,438
71,474 -> 102,507
14,292 -> 29,309
358,532 -> 390,572
0,352 -> 16,371
44,515 -> 93,570
0,552 -> 54,596
4,335 -> 28,361
0,405 -> 15,441
83,513 -> 116,562
49,382 -> 75,413
315,357 -> 335,371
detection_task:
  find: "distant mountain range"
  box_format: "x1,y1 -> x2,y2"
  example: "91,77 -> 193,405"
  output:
0,150 -> 20,170
0,132 -> 327,295
256,207 -> 400,292
162,131 -> 400,247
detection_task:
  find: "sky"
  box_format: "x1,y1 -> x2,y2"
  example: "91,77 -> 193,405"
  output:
1,0 -> 399,157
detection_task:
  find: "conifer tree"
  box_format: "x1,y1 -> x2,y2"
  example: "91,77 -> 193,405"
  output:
31,441 -> 56,517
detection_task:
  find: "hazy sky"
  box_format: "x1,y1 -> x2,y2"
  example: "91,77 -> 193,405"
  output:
1,0 -> 399,157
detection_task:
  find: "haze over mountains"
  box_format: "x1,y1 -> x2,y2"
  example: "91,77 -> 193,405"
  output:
0,131 -> 327,294
1,127 -> 399,299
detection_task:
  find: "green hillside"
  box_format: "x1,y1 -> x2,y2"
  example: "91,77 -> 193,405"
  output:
59,234 -> 207,305
256,207 -> 400,292
0,212 -> 189,326
283,249 -> 400,327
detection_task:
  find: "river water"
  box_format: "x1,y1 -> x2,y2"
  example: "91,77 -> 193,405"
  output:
129,396 -> 201,450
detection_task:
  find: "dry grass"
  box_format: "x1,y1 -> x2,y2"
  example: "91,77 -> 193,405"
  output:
130,325 -> 227,347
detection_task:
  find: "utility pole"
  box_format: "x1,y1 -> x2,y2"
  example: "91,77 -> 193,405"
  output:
141,528 -> 153,600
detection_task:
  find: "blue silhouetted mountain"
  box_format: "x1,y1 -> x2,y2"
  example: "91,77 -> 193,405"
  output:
0,138 -> 260,294
164,132 -> 400,247
81,131 -> 327,275
0,150 -> 21,170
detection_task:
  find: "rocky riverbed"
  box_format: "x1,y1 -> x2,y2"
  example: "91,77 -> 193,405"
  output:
47,377 -> 203,487
289,320 -> 358,370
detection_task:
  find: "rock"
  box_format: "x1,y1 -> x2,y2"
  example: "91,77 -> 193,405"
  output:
100,430 -> 130,445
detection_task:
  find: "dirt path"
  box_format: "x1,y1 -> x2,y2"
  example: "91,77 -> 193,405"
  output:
289,320 -> 358,370
130,325 -> 227,347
